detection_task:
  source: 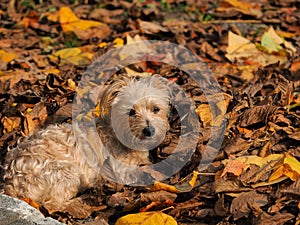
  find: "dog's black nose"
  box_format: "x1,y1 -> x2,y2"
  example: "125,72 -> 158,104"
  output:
142,126 -> 155,137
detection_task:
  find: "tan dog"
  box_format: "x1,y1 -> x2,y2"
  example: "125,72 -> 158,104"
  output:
2,75 -> 171,214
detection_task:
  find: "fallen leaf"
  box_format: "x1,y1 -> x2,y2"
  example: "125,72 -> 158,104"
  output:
1,116 -> 21,134
125,67 -> 152,78
53,47 -> 82,58
113,37 -> 124,47
261,27 -> 296,56
230,190 -> 268,220
0,49 -> 16,62
60,7 -> 101,32
20,198 -> 40,210
50,47 -> 93,66
218,0 -> 262,18
239,105 -> 278,128
140,191 -> 177,203
116,212 -> 177,225
222,154 -> 284,171
59,6 -> 110,40
256,212 -> 295,225
269,154 -> 300,182
139,20 -> 168,34
24,103 -> 47,135
196,100 -> 227,128
226,31 -> 290,66
153,171 -> 201,193
221,159 -> 245,178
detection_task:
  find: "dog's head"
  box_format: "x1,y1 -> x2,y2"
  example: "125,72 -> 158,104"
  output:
100,75 -> 171,151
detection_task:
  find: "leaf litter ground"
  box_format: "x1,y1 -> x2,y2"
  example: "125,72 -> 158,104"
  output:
0,0 -> 299,225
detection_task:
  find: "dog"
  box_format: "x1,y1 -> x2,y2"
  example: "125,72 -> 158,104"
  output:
2,75 -> 171,214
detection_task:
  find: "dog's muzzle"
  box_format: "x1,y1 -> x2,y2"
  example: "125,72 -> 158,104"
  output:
142,126 -> 155,137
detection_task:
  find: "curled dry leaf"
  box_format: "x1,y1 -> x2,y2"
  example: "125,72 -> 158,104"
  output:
230,190 -> 268,220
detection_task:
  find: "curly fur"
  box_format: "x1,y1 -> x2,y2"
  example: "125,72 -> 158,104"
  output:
2,75 -> 171,213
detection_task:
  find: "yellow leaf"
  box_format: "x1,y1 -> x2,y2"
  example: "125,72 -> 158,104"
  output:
125,67 -> 152,78
126,34 -> 135,44
79,52 -> 94,60
98,42 -> 107,48
59,6 -> 107,33
153,181 -> 179,193
0,50 -> 16,62
284,155 -> 300,177
72,19 -> 106,31
42,69 -> 60,75
67,79 -> 76,91
59,7 -> 78,24
64,55 -> 91,66
269,154 -> 300,182
153,171 -> 201,193
47,11 -> 59,22
226,31 -> 258,56
222,0 -> 252,10
113,37 -> 124,47
116,212 -> 177,225
261,27 -> 283,52
226,31 -> 288,66
94,103 -> 101,117
53,47 -> 82,58
218,0 -> 262,18
261,27 -> 297,55
236,154 -> 283,169
195,104 -> 211,128
268,165 -> 287,182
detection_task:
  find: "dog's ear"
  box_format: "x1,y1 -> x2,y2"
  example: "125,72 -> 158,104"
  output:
100,78 -> 130,120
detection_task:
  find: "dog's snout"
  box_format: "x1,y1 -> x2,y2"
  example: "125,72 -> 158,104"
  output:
142,126 -> 155,137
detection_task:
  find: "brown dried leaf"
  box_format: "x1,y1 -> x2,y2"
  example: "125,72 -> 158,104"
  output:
230,191 -> 268,220
1,116 -> 21,134
140,190 -> 177,203
24,103 -> 47,135
255,212 -> 294,225
239,105 -> 278,128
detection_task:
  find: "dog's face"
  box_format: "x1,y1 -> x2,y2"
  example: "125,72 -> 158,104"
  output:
101,75 -> 170,151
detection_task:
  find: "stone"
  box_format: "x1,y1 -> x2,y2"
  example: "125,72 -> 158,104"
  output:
0,194 -> 63,225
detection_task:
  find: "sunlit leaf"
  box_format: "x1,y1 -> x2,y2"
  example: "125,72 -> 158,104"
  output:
116,212 -> 177,225
53,47 -> 82,58
0,49 -> 16,62
113,37 -> 124,47
59,6 -> 108,33
269,154 -> 300,182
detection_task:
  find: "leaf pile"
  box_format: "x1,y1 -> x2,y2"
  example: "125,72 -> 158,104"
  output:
0,0 -> 299,225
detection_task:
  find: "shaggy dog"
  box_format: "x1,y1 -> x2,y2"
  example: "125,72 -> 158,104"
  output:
2,75 -> 171,214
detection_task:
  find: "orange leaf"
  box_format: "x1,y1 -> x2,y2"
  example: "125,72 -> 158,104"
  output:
59,6 -> 79,25
0,50 -> 16,62
20,198 -> 40,210
221,159 -> 245,178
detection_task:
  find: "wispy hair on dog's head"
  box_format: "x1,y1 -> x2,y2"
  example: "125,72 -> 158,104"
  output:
100,75 -> 170,121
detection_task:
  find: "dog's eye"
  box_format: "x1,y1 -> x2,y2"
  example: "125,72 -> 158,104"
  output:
153,107 -> 160,114
128,109 -> 136,116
